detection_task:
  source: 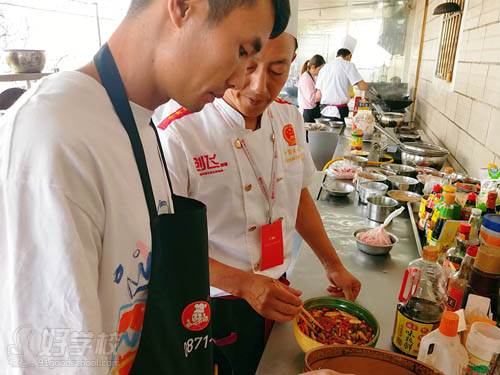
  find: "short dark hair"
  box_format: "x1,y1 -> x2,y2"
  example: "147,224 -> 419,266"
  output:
337,48 -> 352,58
128,0 -> 290,39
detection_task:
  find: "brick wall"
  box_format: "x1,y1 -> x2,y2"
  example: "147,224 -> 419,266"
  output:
411,0 -> 500,178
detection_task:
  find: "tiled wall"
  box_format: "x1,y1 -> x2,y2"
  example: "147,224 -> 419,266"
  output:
410,0 -> 500,177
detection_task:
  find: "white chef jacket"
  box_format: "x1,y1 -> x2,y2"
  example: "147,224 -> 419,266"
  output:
157,98 -> 316,297
315,57 -> 363,106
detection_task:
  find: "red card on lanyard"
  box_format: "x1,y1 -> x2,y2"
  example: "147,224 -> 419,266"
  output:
260,219 -> 284,271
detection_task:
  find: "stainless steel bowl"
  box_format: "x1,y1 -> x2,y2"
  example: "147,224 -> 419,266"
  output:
343,155 -> 368,167
329,120 -> 345,128
356,171 -> 387,191
388,175 -> 419,192
383,163 -> 417,178
315,117 -> 331,125
387,190 -> 422,207
358,181 -> 388,205
354,228 -> 399,255
322,180 -> 355,197
400,142 -> 449,170
366,196 -> 398,223
4,49 -> 46,73
364,167 -> 396,177
379,112 -> 405,127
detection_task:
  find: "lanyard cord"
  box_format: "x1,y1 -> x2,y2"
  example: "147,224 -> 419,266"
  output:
215,103 -> 278,224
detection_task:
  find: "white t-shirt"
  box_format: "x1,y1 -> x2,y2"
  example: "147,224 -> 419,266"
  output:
156,99 -> 316,297
0,71 -> 171,374
315,57 -> 363,106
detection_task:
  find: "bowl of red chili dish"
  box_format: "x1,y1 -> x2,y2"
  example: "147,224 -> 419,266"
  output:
293,296 -> 380,352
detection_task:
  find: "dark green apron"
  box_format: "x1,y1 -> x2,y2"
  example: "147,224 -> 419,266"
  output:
94,44 -> 212,375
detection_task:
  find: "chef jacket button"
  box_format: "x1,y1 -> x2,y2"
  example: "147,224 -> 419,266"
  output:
277,177 -> 284,182
248,225 -> 257,232
234,139 -> 242,149
244,184 -> 253,192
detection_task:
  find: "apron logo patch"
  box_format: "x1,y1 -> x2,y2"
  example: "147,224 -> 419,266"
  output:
181,301 -> 211,331
282,124 -> 297,146
193,154 -> 229,176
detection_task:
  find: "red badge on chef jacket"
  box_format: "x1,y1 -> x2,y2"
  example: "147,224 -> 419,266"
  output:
282,124 -> 297,146
181,301 -> 211,331
260,219 -> 284,271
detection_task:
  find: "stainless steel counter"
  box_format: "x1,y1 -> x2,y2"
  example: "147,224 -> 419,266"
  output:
256,131 -> 421,374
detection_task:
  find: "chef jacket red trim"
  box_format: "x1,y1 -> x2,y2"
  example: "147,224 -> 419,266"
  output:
274,97 -> 292,105
158,107 -> 192,130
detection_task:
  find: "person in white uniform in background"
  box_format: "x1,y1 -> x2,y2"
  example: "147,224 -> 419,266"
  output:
157,10 -> 361,374
316,44 -> 368,122
0,0 -> 291,373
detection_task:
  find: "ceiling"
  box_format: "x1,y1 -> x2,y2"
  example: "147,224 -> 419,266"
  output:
299,0 -> 409,11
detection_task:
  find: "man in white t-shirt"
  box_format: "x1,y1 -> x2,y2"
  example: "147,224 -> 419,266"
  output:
0,0 -> 291,373
315,48 -> 368,121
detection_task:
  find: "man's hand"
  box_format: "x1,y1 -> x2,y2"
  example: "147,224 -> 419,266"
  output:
325,266 -> 361,301
240,274 -> 303,322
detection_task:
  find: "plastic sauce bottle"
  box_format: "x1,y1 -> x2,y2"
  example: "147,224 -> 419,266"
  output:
392,246 -> 446,358
442,222 -> 471,272
445,244 -> 478,312
419,184 -> 443,232
350,129 -> 363,151
417,311 -> 468,375
430,192 -> 459,244
466,322 -> 500,375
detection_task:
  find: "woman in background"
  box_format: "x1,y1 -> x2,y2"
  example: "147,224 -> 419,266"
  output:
298,54 -> 325,122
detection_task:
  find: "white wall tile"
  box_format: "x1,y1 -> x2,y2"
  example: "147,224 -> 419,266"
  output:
484,64 -> 500,107
482,23 -> 500,63
468,100 -> 493,144
467,27 -> 486,61
444,119 -> 460,154
433,112 -> 448,142
455,129 -> 475,171
479,0 -> 500,25
486,108 -> 500,156
455,62 -> 471,94
481,0 -> 500,21
455,94 -> 473,130
445,91 -> 459,120
467,64 -> 488,100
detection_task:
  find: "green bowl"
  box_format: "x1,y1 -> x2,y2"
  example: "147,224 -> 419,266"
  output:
293,296 -> 380,352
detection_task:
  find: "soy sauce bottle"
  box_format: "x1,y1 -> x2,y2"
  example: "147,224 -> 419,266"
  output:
392,246 -> 446,358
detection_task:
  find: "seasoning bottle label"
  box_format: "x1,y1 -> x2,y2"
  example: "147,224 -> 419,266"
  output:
431,208 -> 440,224
446,287 -> 464,311
392,309 -> 434,357
467,353 -> 491,374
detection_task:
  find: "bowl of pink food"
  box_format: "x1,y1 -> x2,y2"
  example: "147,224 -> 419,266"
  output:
354,227 -> 399,256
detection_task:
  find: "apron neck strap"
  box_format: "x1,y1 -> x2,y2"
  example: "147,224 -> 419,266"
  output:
150,119 -> 175,198
93,43 -> 158,221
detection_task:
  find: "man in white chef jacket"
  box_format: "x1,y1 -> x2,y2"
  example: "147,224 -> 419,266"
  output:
316,36 -> 368,121
157,12 -> 361,375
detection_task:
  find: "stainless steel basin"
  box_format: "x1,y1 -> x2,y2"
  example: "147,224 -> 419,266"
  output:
307,129 -> 339,171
